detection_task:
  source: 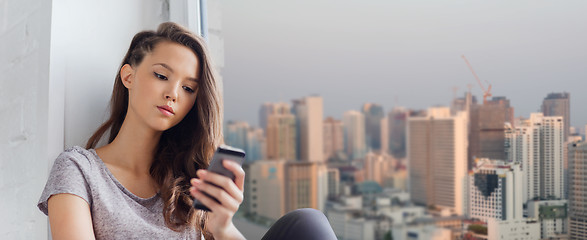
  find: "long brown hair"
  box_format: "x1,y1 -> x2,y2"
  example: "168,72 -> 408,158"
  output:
86,22 -> 223,238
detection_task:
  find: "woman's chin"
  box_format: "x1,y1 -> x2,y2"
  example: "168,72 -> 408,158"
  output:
149,121 -> 175,132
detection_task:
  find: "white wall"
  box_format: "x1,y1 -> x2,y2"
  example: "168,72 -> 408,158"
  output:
0,0 -> 52,238
53,0 -> 169,148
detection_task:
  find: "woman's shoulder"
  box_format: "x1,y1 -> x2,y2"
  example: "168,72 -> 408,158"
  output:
38,146 -> 103,215
54,146 -> 101,171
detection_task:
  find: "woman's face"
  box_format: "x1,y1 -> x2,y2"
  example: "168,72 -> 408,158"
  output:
122,41 -> 200,132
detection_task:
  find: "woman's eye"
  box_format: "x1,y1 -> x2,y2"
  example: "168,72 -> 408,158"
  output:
183,86 -> 195,93
154,72 -> 168,80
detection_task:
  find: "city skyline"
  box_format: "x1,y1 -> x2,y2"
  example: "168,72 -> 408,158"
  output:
225,92 -> 584,138
230,93 -> 575,239
215,2 -> 584,238
219,1 -> 587,128
231,93 -> 575,239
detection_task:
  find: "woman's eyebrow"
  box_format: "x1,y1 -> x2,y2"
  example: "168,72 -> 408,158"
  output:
154,63 -> 199,82
153,63 -> 174,73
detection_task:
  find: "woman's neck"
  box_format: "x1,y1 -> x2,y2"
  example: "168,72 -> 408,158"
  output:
99,114 -> 162,175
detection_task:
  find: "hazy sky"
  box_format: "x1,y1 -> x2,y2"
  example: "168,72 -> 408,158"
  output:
219,0 -> 587,129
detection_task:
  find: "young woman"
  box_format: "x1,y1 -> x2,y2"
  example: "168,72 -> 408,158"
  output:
37,22 -> 336,240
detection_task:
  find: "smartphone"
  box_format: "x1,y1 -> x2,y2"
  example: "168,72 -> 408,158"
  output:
193,145 -> 246,212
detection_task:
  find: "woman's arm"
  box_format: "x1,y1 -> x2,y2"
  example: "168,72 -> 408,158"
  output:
190,160 -> 245,240
47,193 -> 96,240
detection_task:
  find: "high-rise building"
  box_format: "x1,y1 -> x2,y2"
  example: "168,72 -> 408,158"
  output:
225,121 -> 264,162
506,113 -> 564,202
527,200 -> 569,239
465,158 -> 541,240
245,127 -> 265,162
258,103 -> 273,131
476,104 -> 505,159
468,98 -> 509,169
468,159 -> 523,222
387,107 -> 409,159
389,164 -> 408,191
504,122 -> 515,163
244,160 -> 332,221
292,96 -> 324,162
242,159 -> 287,221
407,107 -> 468,215
343,110 -> 366,160
266,103 -> 297,160
451,96 -> 467,114
284,161 -> 329,212
569,142 -> 587,240
451,92 -> 476,113
259,102 -> 290,131
542,92 -> 571,202
364,152 -> 394,187
362,103 -> 385,152
387,108 -> 426,159
380,116 -> 389,154
542,92 -> 570,141
487,97 -> 514,126
327,168 -> 340,199
465,159 -> 541,240
225,121 -> 249,151
323,117 -> 344,161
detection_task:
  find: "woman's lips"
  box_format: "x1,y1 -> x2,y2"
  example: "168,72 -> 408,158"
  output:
157,105 -> 175,116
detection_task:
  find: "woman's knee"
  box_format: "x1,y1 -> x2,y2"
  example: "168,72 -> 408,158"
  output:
283,208 -> 327,223
263,208 -> 337,240
281,208 -> 335,237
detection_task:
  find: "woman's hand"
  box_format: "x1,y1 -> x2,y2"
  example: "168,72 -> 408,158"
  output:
190,160 -> 245,240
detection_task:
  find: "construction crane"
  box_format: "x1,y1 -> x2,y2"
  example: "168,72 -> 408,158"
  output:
462,55 -> 492,105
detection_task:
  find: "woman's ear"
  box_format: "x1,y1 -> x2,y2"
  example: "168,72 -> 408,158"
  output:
120,64 -> 135,89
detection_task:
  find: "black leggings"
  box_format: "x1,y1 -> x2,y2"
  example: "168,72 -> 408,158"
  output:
261,208 -> 337,240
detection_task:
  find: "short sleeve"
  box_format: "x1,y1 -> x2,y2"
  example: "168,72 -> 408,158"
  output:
37,148 -> 93,215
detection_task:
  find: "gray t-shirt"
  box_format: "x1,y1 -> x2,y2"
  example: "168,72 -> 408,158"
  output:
37,146 -> 200,239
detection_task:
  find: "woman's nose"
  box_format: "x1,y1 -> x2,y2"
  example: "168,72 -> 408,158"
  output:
165,83 -> 180,102
165,95 -> 175,102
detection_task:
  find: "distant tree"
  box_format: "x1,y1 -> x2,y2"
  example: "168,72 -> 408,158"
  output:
384,230 -> 393,240
391,197 -> 400,205
532,196 -> 540,201
468,224 -> 487,235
